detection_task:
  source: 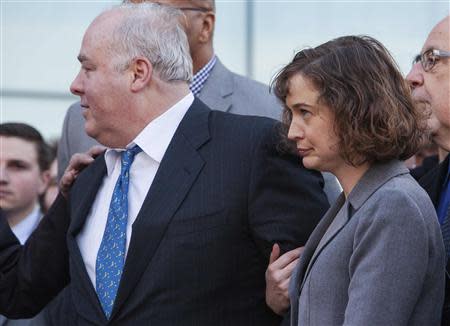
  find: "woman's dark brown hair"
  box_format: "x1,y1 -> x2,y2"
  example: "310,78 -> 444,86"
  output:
272,35 -> 427,166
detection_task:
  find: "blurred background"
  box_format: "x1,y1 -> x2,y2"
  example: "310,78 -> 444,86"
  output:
1,0 -> 449,140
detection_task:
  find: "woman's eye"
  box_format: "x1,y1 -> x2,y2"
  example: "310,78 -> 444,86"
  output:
300,109 -> 311,117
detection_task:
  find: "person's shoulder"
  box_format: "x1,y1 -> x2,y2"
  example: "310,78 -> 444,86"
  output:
419,153 -> 449,189
208,110 -> 284,148
231,71 -> 270,91
63,101 -> 85,127
368,174 -> 435,222
231,71 -> 277,102
207,59 -> 282,119
66,101 -> 82,115
210,109 -> 278,130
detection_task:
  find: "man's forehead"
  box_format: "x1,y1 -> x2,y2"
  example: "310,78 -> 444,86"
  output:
80,13 -> 118,55
87,9 -> 123,39
130,0 -> 212,8
0,137 -> 38,162
423,16 -> 450,52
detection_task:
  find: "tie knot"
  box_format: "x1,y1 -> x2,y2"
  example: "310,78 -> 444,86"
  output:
121,145 -> 142,168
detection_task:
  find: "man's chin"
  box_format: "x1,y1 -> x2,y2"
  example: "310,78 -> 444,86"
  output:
84,127 -> 112,147
434,134 -> 450,152
84,124 -> 97,139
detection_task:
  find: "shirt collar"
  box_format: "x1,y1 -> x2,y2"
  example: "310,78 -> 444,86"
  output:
11,204 -> 41,244
104,92 -> 194,175
189,55 -> 217,96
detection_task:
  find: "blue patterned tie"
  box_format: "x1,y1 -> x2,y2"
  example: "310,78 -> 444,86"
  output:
96,145 -> 142,319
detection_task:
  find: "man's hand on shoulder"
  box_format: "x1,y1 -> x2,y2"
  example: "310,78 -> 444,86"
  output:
265,244 -> 303,315
60,145 -> 105,198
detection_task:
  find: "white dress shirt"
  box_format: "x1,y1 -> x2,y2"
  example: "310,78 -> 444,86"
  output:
11,204 -> 41,245
77,93 -> 194,288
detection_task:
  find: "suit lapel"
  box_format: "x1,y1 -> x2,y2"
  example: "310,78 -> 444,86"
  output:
68,155 -> 107,235
419,154 -> 450,207
289,194 -> 345,326
301,201 -> 350,289
198,58 -> 233,113
67,155 -> 109,323
111,100 -> 211,319
290,194 -> 346,295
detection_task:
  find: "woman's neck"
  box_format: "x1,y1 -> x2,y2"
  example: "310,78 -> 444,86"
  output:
333,162 -> 371,197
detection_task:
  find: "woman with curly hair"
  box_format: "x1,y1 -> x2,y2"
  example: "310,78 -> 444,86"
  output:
271,35 -> 445,325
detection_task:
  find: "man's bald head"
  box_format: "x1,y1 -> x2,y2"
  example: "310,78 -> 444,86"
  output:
128,0 -> 214,11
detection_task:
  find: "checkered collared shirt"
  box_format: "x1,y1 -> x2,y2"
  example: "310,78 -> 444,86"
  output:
189,55 -> 217,96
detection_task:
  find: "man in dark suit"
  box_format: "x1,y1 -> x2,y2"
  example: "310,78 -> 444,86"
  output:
406,15 -> 450,325
57,0 -> 341,204
0,3 -> 328,325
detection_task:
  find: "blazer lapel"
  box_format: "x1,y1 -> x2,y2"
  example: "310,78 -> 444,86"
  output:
67,155 -> 109,323
292,194 -> 347,293
111,100 -> 211,319
198,58 -> 233,113
300,201 -> 350,289
68,155 -> 107,236
289,194 -> 345,326
419,154 -> 450,207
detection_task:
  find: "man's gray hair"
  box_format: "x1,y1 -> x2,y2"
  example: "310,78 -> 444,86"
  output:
108,3 -> 192,82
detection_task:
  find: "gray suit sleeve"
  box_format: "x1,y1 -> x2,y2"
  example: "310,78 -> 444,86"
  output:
57,102 -> 99,181
57,105 -> 73,181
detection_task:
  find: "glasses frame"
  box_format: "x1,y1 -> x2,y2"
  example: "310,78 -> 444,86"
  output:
413,48 -> 450,72
175,7 -> 211,13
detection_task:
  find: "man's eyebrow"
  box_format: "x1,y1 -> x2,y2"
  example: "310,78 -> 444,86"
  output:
7,159 -> 31,167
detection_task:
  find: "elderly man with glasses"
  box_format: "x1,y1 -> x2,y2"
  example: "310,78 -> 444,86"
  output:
407,15 -> 450,325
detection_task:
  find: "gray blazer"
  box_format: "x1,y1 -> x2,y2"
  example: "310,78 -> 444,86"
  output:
289,160 -> 445,326
57,58 -> 341,203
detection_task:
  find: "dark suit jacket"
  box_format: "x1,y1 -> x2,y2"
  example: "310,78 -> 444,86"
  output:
0,100 -> 328,325
410,155 -> 439,180
419,153 -> 450,325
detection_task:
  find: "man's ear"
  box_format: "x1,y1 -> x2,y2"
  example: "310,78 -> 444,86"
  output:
199,12 -> 215,43
38,170 -> 51,195
130,57 -> 153,92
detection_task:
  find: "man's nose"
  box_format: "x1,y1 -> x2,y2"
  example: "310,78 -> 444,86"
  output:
406,63 -> 424,90
70,71 -> 84,96
0,165 -> 9,184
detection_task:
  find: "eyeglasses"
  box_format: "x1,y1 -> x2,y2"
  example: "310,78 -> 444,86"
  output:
175,7 -> 211,13
413,48 -> 450,72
